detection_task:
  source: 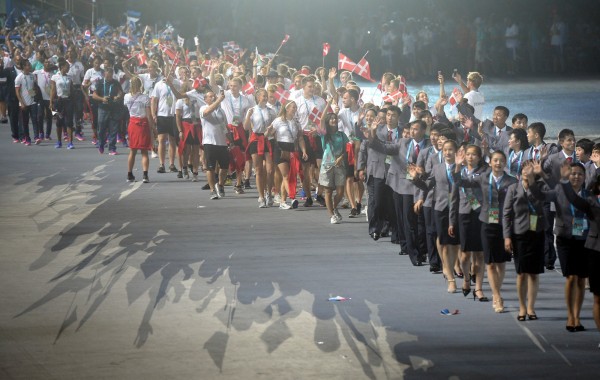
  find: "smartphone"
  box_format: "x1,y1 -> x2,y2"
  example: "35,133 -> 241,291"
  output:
452,69 -> 458,77
438,70 -> 442,76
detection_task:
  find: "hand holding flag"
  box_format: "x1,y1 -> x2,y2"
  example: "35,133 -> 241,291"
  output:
322,42 -> 330,57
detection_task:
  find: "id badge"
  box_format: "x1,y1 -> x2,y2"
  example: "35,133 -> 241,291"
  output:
488,207 -> 500,224
529,214 -> 538,231
467,194 -> 481,211
232,116 -> 240,124
406,170 -> 413,180
385,155 -> 392,165
166,95 -> 173,108
572,217 -> 585,236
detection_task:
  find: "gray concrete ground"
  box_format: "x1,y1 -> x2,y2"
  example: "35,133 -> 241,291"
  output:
1,122 -> 600,378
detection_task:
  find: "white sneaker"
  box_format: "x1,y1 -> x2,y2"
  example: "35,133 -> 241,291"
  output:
273,194 -> 281,205
151,151 -> 158,158
334,208 -> 342,220
210,190 -> 219,200
330,215 -> 341,224
217,185 -> 224,198
266,194 -> 273,207
279,202 -> 291,210
192,174 -> 198,182
258,198 -> 268,208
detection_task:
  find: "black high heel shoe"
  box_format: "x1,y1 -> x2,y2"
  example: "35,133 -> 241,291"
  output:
473,289 -> 489,302
462,288 -> 471,297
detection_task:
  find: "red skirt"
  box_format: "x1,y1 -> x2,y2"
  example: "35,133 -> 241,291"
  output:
346,141 -> 355,166
246,132 -> 272,156
229,145 -> 246,172
128,116 -> 152,151
178,120 -> 202,156
227,123 -> 248,147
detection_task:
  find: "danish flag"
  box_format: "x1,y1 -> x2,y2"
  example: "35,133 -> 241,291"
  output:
322,42 -> 330,57
159,44 -> 177,61
193,77 -> 208,90
136,51 -> 147,66
398,75 -> 407,94
382,90 -> 403,103
354,57 -> 374,82
338,52 -> 357,71
274,87 -> 291,104
242,79 -> 255,95
449,88 -> 462,107
308,107 -> 321,126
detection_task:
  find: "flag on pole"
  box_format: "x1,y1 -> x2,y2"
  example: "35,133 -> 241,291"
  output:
242,79 -> 255,95
118,34 -> 130,46
274,87 -> 291,105
94,24 -> 110,38
127,10 -> 141,30
84,30 -> 91,41
382,90 -> 403,103
322,43 -> 330,57
177,35 -> 185,48
281,34 -> 290,45
449,88 -> 462,107
354,57 -> 374,81
398,75 -> 407,94
136,52 -> 147,66
308,107 -> 322,126
338,52 -> 357,71
193,77 -> 208,90
159,44 -> 177,61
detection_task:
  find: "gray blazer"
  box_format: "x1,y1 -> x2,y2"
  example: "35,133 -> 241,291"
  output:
584,161 -> 600,190
454,167 -> 518,224
531,181 -> 590,239
370,136 -> 431,195
356,125 -> 399,179
449,164 -> 488,225
481,121 -> 512,155
542,151 -> 577,188
413,163 -> 456,212
561,181 -> 600,252
502,182 -> 546,238
416,146 -> 444,207
436,111 -> 482,146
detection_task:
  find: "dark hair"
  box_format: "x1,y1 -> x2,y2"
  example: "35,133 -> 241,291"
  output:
465,144 -> 483,159
491,150 -> 507,160
510,128 -> 529,151
386,105 -> 401,117
512,113 -> 527,124
430,122 -> 446,133
412,100 -> 426,111
410,119 -> 427,131
322,113 -> 339,147
418,110 -> 432,119
558,128 -> 575,141
494,105 -> 510,118
527,122 -> 546,139
439,128 -> 457,142
346,88 -> 359,102
458,100 -> 474,115
576,138 -> 594,155
443,139 -> 458,150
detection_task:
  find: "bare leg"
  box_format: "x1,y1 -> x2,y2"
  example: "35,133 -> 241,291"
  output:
460,250 -> 472,292
279,162 -> 290,202
516,274 -> 527,316
527,274 -> 539,316
324,187 -> 334,216
128,148 -> 138,172
574,277 -> 586,327
158,134 -> 168,166
333,185 -> 345,209
141,150 -> 149,171
565,276 -> 576,327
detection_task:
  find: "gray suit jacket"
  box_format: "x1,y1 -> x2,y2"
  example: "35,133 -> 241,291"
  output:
584,161 -> 600,190
449,164 -> 488,226
561,181 -> 600,251
542,151 -> 577,188
481,121 -> 512,155
454,167 -> 518,224
413,163 -> 455,212
502,182 -> 546,238
416,146 -> 444,206
356,125 -> 399,179
370,136 -> 431,195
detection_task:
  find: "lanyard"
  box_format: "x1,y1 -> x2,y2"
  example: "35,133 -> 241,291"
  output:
103,80 -> 113,98
61,74 -> 69,94
303,96 -> 315,114
284,120 -> 294,140
446,164 -> 454,190
523,183 -> 536,214
508,150 -> 523,176
489,173 -> 503,206
406,140 -> 414,163
256,105 -> 267,130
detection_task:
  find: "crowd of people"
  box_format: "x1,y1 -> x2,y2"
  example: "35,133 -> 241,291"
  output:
2,7 -> 600,348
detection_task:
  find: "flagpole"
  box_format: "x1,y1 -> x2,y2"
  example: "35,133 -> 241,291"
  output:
351,50 -> 369,76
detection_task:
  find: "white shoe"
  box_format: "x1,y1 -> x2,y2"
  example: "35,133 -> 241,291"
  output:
258,198 -> 267,208
266,194 -> 273,207
210,190 -> 219,200
330,215 -> 341,224
334,208 -> 342,220
192,174 -> 198,182
151,151 -> 158,158
273,194 -> 281,205
279,202 -> 291,210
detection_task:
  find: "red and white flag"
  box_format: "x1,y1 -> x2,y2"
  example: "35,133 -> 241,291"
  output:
308,107 -> 321,126
382,90 -> 403,103
322,42 -> 330,57
242,79 -> 255,95
354,57 -> 374,81
449,88 -> 462,107
338,52 -> 357,71
281,34 -> 290,45
136,51 -> 147,66
398,75 -> 407,94
274,87 -> 291,104
159,44 -> 177,61
193,77 -> 208,90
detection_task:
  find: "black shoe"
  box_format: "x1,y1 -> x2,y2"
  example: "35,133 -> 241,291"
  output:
575,324 -> 585,331
356,202 -> 362,214
202,183 -> 210,190
315,194 -> 326,206
143,175 -> 149,183
566,325 -> 576,332
398,250 -> 408,256
430,265 -> 442,273
391,240 -> 399,244
157,165 -> 166,173
348,208 -> 359,218
380,232 -> 389,238
244,179 -> 252,189
546,265 -> 555,271
303,197 -> 313,207
127,173 -> 135,182
169,164 -> 178,172
177,170 -> 183,179
371,233 -> 380,241
411,259 -> 424,267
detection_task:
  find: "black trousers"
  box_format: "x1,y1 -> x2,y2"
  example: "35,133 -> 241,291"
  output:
367,176 -> 396,237
393,192 -> 420,263
543,203 -> 557,266
423,205 -> 441,266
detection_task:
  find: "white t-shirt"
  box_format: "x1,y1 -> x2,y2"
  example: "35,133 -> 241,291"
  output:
273,117 -> 301,143
138,73 -> 162,95
221,91 -> 254,125
15,72 -> 36,106
51,73 -> 72,98
200,105 -> 228,146
246,105 -> 277,134
124,93 -> 150,118
294,95 -> 326,131
151,80 -> 180,117
83,68 -> 104,94
175,98 -> 200,120
67,60 -> 85,85
186,90 -> 207,110
463,90 -> 485,120
338,107 -> 361,139
34,69 -> 54,100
